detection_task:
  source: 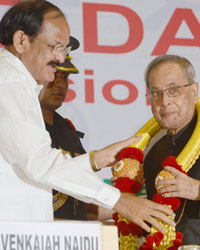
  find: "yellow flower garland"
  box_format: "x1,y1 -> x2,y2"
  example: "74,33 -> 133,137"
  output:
126,97 -> 200,249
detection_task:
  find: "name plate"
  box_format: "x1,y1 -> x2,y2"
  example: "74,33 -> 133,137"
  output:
0,221 -> 102,250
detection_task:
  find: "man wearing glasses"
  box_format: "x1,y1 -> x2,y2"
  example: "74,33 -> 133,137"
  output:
0,1 -> 175,232
144,55 -> 200,244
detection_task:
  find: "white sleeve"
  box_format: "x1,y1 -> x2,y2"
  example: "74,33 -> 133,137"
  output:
0,82 -> 120,209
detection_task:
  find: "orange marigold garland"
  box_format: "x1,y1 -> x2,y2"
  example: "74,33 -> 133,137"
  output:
112,147 -> 145,249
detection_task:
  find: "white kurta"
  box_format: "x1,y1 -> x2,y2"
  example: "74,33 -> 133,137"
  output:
0,48 -> 120,221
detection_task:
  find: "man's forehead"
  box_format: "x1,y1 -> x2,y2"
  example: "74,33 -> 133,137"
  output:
149,63 -> 185,80
40,10 -> 70,44
149,63 -> 188,87
152,62 -> 181,71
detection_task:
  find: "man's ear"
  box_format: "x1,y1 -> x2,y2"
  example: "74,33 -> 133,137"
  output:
191,82 -> 199,103
13,30 -> 29,54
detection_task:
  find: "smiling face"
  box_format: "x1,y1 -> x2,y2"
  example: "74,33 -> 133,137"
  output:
39,71 -> 69,111
19,10 -> 70,85
148,62 -> 198,134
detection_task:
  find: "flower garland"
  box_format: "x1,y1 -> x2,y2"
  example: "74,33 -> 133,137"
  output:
112,147 -> 145,249
113,98 -> 200,250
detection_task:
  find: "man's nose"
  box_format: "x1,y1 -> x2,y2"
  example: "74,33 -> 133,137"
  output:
160,91 -> 171,106
54,79 -> 65,88
54,51 -> 65,63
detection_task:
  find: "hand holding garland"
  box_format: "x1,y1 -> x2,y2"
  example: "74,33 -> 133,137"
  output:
157,166 -> 200,201
92,136 -> 176,233
92,135 -> 142,170
113,193 -> 176,233
111,147 -> 176,250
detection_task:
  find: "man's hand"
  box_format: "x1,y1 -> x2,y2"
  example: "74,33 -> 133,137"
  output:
156,166 -> 200,201
114,193 -> 176,232
94,136 -> 141,170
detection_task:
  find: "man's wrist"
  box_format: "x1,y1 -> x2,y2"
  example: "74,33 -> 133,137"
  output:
89,150 -> 100,172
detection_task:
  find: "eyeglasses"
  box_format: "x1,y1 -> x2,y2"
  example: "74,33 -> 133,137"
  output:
147,83 -> 194,101
35,38 -> 71,57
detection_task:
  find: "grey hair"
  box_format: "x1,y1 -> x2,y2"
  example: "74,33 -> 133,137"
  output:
145,55 -> 195,89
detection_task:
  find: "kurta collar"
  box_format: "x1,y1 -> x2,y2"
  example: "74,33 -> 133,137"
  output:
0,48 -> 38,93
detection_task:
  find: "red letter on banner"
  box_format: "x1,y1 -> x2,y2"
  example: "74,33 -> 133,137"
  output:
0,0 -> 19,5
152,8 -> 200,55
83,3 -> 143,53
102,80 -> 138,105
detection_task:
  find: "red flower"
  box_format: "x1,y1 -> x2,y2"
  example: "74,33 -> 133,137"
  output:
115,177 -> 134,193
118,147 -> 144,163
117,220 -> 126,231
140,242 -> 154,250
153,193 -> 181,210
167,247 -> 178,250
161,156 -> 187,175
112,212 -> 118,222
120,229 -> 130,236
173,239 -> 183,247
127,222 -> 143,237
146,235 -> 154,246
115,177 -> 142,194
117,221 -> 129,235
132,181 -> 142,193
153,232 -> 164,246
176,232 -> 183,241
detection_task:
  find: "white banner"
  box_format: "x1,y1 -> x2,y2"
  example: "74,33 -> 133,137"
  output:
0,221 -> 101,250
0,0 -> 200,179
